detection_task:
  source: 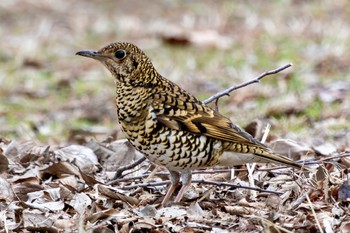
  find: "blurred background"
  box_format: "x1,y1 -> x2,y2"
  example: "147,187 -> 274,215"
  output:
0,0 -> 349,149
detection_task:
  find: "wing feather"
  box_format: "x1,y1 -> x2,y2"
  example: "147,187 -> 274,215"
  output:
153,85 -> 266,149
151,79 -> 303,169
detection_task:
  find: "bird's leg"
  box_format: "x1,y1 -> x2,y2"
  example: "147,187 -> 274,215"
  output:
174,169 -> 192,203
161,170 -> 180,207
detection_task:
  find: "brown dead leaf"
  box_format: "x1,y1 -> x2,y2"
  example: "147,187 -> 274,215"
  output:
97,185 -> 139,206
85,209 -> 119,223
0,177 -> 14,201
58,175 -> 79,192
22,199 -> 65,212
10,166 -> 41,184
79,168 -> 100,186
133,221 -> 159,231
40,161 -> 80,178
340,221 -> 350,233
340,155 -> 350,167
0,148 -> 9,173
54,145 -> 99,170
4,140 -> 49,163
119,222 -> 132,233
89,139 -> 141,171
223,206 -> 251,215
12,183 -> 43,201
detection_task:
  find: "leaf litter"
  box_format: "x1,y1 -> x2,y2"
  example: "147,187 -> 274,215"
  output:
0,134 -> 349,232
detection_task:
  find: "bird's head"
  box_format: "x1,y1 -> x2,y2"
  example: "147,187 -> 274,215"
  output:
76,42 -> 157,86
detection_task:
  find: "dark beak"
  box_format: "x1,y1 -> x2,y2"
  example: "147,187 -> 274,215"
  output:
76,50 -> 104,59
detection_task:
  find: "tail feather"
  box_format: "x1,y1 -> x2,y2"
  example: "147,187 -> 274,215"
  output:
223,141 -> 303,169
254,150 -> 302,169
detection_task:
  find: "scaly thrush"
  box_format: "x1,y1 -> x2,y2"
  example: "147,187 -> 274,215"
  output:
76,42 -> 302,206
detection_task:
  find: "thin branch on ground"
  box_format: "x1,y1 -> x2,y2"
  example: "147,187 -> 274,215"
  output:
118,179 -> 283,195
195,179 -> 283,195
109,153 -> 350,185
203,64 -> 293,104
306,194 -> 325,233
110,165 -> 297,184
291,189 -> 314,210
302,152 -> 350,165
113,157 -> 146,179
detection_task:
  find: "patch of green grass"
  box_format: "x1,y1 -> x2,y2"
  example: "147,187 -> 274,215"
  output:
287,74 -> 306,92
305,99 -> 323,120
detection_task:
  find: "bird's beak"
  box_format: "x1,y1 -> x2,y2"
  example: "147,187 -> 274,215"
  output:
76,50 -> 106,60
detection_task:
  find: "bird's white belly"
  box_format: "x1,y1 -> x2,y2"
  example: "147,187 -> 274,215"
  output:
131,130 -> 222,171
217,151 -> 266,166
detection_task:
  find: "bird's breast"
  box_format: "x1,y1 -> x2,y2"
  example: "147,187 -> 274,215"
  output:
115,84 -> 151,122
114,84 -> 225,171
119,110 -> 224,171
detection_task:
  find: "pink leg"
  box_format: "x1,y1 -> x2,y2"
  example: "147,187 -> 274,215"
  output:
174,170 -> 192,203
161,170 -> 180,207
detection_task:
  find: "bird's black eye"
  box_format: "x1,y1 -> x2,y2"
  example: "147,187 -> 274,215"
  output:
115,50 -> 126,59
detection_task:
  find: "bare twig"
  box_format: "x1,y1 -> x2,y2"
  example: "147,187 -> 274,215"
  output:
109,152 -> 350,185
194,179 -> 283,195
110,166 -> 296,184
306,194 -> 324,233
113,157 -> 146,179
203,64 -> 292,104
302,152 -> 350,165
119,181 -> 169,189
291,189 -> 314,210
119,179 -> 283,195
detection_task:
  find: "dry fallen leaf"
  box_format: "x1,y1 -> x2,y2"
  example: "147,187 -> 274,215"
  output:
223,206 -> 251,215
23,199 -> 65,212
40,161 -> 80,178
55,145 -> 99,170
97,184 -> 139,206
0,177 -> 14,202
12,182 -> 43,201
187,202 -> 204,216
85,208 -> 119,223
0,148 -> 9,173
69,192 -> 92,215
313,143 -> 337,156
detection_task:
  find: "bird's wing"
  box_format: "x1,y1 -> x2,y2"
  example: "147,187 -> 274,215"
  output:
152,84 -> 266,149
151,79 -> 305,169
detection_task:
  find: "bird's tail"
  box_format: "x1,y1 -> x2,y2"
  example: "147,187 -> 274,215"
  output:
222,142 -> 303,169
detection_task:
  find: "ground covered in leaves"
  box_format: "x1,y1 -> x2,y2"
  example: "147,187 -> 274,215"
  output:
1,135 -> 350,232
1,0 -> 350,232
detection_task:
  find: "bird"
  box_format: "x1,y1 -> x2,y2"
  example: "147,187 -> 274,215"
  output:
76,42 -> 303,207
